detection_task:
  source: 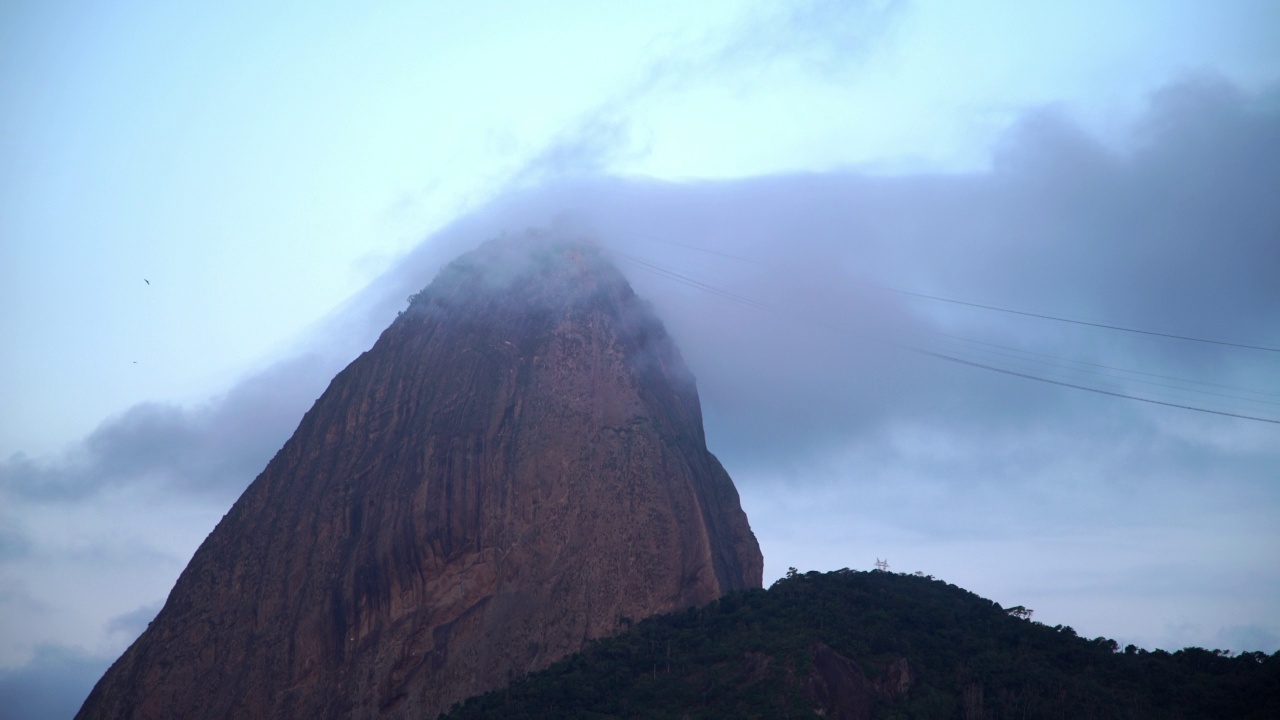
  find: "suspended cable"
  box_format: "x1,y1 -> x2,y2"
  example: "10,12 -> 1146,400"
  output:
628,246 -> 1280,399
926,335 -> 1280,406
614,252 -> 773,312
932,333 -> 1280,398
881,286 -> 1280,353
646,238 -> 1280,353
913,349 -> 1280,425
615,252 -> 1280,425
640,248 -> 1280,397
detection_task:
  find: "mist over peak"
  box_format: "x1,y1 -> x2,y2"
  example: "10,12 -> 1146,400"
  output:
2,74 -> 1277,719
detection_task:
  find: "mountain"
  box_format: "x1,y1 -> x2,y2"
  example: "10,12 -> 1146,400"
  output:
75,234 -> 763,719
444,569 -> 1280,720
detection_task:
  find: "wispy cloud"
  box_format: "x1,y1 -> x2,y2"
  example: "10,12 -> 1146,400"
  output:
104,601 -> 162,639
511,0 -> 905,184
0,353 -> 333,503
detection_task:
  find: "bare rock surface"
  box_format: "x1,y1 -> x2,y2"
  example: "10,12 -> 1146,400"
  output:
75,234 -> 762,720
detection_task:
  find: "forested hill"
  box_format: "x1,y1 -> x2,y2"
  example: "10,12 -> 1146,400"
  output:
442,569 -> 1279,719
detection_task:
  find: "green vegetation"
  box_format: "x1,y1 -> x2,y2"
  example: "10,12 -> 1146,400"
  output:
442,569 -> 1279,719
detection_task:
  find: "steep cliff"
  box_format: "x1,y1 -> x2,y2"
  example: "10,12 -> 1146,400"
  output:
76,234 -> 763,719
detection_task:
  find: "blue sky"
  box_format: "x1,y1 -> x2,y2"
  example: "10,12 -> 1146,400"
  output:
2,2 -> 1279,717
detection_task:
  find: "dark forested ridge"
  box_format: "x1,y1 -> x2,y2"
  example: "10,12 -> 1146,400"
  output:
442,569 -> 1279,720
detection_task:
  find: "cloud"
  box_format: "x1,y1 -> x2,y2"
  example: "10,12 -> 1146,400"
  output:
381,76 -> 1275,652
316,75 -> 1279,482
640,0 -> 903,93
707,0 -> 905,77
0,353 -> 334,503
513,114 -> 639,187
104,602 -> 162,639
1216,625 -> 1280,654
0,644 -> 110,720
0,526 -> 31,561
6,74 -> 1275,518
2,78 -> 1276,711
509,0 -> 905,185
982,75 -> 1280,345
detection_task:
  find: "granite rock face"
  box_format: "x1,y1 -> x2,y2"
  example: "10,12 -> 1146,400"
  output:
76,235 -> 763,720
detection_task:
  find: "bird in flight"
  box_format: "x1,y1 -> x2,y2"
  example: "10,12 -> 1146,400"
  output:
144,279 -> 150,285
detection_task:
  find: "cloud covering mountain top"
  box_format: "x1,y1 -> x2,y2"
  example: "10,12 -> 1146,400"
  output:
1,73 -> 1277,718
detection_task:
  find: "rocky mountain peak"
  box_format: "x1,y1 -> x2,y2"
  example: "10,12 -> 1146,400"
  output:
76,232 -> 762,719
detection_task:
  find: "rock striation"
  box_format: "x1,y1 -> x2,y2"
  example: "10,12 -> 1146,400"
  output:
76,234 -> 763,719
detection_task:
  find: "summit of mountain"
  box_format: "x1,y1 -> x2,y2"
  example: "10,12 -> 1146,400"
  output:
76,232 -> 763,719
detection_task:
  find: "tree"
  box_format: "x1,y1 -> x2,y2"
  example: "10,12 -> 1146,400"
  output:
1006,606 -> 1034,620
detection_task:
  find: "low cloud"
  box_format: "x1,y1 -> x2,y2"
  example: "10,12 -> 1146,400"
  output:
9,73 -> 1275,535
0,353 -> 334,504
0,526 -> 31,561
0,644 -> 110,720
1216,625 -> 1280,655
104,602 -> 162,639
2,77 -> 1276,707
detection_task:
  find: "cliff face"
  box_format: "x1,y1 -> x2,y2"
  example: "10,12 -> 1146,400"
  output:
76,235 -> 763,720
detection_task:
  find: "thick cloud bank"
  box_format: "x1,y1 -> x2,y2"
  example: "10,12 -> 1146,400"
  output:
2,76 -> 1277,717
7,75 -> 1274,503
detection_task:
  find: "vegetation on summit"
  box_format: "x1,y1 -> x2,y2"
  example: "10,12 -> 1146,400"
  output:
443,569 -> 1280,719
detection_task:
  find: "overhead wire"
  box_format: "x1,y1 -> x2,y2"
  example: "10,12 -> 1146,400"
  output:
926,334 -> 1280,407
613,248 -> 1280,425
880,286 -> 1280,353
911,349 -> 1280,424
932,333 -> 1280,398
647,237 -> 1280,353
635,237 -> 1280,398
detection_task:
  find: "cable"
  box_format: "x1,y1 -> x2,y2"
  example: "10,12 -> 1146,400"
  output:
881,286 -> 1280,353
614,252 -> 773,312
646,238 -> 1280,353
615,252 -> 1280,425
913,348 -> 1280,424
926,335 -> 1280,406
931,333 -> 1280,398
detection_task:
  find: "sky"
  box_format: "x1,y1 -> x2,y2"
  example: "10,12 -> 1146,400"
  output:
2,1 -> 1279,717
